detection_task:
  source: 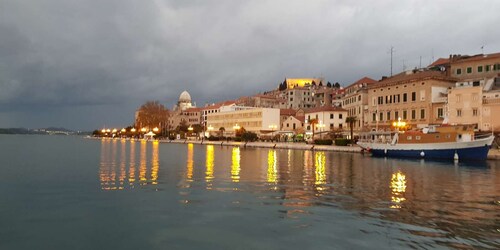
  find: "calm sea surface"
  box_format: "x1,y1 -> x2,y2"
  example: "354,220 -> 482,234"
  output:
0,135 -> 499,249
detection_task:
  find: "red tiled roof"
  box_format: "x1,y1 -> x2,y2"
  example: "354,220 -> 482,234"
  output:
369,70 -> 456,89
293,116 -> 305,122
345,77 -> 377,89
202,100 -> 236,110
451,52 -> 500,64
304,106 -> 346,113
280,109 -> 296,116
428,58 -> 450,67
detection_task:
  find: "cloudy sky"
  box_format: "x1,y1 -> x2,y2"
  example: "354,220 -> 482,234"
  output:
1,0 -> 499,130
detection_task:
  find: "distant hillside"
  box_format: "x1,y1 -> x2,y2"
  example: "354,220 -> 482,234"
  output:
0,128 -> 46,135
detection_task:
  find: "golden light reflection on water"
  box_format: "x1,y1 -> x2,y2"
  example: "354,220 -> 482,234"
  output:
151,141 -> 159,185
390,171 -> 407,208
314,151 -> 326,186
205,145 -> 214,183
267,149 -> 278,183
231,147 -> 240,182
99,139 -> 160,190
139,140 -> 147,184
186,143 -> 194,181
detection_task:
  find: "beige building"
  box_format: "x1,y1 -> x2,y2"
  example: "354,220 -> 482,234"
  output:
448,78 -> 500,131
281,115 -> 305,133
206,107 -> 281,136
341,77 -> 377,132
367,70 -> 456,130
286,87 -> 315,109
449,53 -> 500,80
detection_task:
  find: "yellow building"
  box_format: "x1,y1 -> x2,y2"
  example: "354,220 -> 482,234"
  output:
367,70 -> 456,130
285,78 -> 324,89
341,77 -> 377,132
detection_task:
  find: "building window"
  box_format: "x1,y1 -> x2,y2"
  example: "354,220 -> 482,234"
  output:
473,108 -> 478,116
407,136 -> 412,140
403,110 -> 407,120
466,67 -> 472,74
330,124 -> 333,129
438,108 -> 444,118
486,65 -> 490,72
411,109 -> 416,120
339,124 -> 343,129
457,109 -> 462,117
339,114 -> 343,119
478,66 -> 483,73
416,136 -> 421,140
387,111 -> 391,121
395,111 -> 399,119
372,113 -> 376,122
330,114 -> 334,119
403,93 -> 407,102
456,94 -> 461,103
286,123 -> 289,127
411,92 -> 416,101
456,68 -> 462,75
379,112 -> 384,121
420,90 -> 425,101
420,109 -> 425,119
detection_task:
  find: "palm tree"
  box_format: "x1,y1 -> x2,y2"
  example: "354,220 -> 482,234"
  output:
345,116 -> 357,145
308,118 -> 318,140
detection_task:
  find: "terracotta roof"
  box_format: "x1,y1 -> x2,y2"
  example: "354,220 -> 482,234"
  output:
202,100 -> 236,110
304,106 -> 347,113
450,52 -> 500,64
428,58 -> 450,67
344,77 -> 377,89
369,70 -> 456,89
293,116 -> 305,122
280,109 -> 296,116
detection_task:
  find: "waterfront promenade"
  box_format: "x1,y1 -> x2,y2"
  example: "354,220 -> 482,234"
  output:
159,139 -> 363,153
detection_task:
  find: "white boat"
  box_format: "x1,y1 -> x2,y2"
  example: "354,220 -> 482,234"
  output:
357,125 -> 494,161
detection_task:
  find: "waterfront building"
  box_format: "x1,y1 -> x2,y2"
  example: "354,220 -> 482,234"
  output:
367,70 -> 456,130
304,106 -> 347,137
281,115 -> 305,133
206,107 -> 280,136
449,53 -> 500,80
168,91 -> 200,130
447,77 -> 500,131
341,77 -> 377,132
201,100 -> 236,128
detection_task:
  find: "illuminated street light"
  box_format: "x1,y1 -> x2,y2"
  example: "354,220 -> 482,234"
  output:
106,129 -> 111,133
392,117 -> 407,130
101,129 -> 106,133
131,128 -> 136,133
153,127 -> 159,132
112,128 -> 117,133
316,122 -> 326,139
269,124 -> 277,141
141,127 -> 147,133
121,128 -> 126,133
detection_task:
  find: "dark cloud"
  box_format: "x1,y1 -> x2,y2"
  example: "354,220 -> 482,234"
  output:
1,0 -> 499,130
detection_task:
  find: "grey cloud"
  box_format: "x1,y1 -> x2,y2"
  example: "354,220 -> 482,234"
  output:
1,0 -> 500,130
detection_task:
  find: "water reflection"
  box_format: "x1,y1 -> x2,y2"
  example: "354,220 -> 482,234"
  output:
231,147 -> 240,182
99,139 -> 160,190
183,146 -> 498,248
390,171 -> 407,208
205,145 -> 214,183
186,143 -> 193,181
267,150 -> 277,183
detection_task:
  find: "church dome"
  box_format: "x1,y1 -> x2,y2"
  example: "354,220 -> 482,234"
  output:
179,90 -> 191,103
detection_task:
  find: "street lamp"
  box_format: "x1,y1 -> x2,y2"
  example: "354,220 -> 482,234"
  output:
392,117 -> 407,131
121,128 -> 126,133
233,124 -> 240,137
153,127 -> 159,133
207,124 -> 214,137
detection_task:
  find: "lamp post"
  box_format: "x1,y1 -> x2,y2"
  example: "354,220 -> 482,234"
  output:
207,125 -> 214,137
188,125 -> 193,139
233,124 -> 240,137
392,117 -> 407,131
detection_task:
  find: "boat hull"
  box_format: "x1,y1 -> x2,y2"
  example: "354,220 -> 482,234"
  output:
358,136 -> 494,161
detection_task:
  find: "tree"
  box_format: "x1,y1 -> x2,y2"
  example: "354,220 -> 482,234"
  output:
235,126 -> 246,137
311,81 -> 316,86
219,127 -> 225,137
346,116 -> 357,145
327,82 -> 332,88
308,118 -> 318,140
136,100 -> 169,130
241,131 -> 258,142
176,120 -> 189,132
334,82 -> 341,88
319,81 -> 323,87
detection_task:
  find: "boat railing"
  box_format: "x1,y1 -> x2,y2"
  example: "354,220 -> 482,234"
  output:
474,133 -> 494,139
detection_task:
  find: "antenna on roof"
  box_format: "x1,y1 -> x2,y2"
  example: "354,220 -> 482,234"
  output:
402,59 -> 406,71
419,56 -> 422,69
388,46 -> 395,76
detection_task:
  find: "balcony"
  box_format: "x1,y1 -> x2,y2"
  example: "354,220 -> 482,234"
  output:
483,98 -> 500,104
